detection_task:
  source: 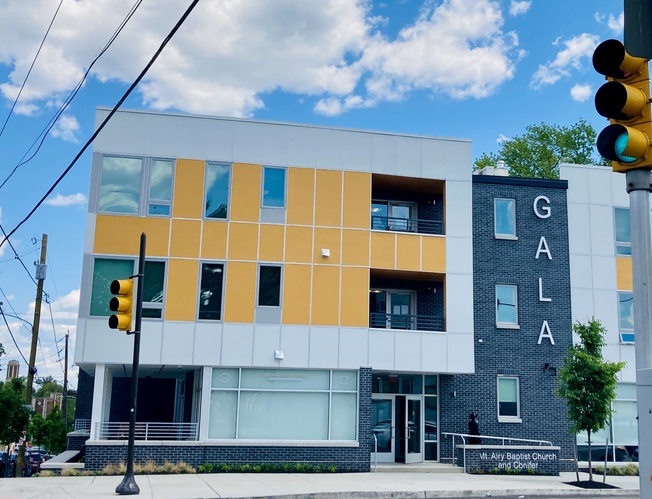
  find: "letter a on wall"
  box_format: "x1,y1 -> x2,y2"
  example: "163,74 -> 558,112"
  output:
537,320 -> 555,345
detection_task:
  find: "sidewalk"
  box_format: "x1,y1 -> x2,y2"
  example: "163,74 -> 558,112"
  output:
0,471 -> 641,499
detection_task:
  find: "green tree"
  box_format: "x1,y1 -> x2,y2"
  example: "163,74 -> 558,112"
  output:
0,377 -> 31,446
43,406 -> 67,454
29,413 -> 47,448
474,119 -> 608,179
557,318 -> 625,481
34,376 -> 64,398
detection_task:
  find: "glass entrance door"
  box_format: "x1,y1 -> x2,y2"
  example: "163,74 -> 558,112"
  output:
371,396 -> 394,463
405,396 -> 422,463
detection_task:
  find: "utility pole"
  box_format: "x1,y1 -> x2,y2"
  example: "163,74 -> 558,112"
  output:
17,233 -> 47,476
63,333 -> 69,431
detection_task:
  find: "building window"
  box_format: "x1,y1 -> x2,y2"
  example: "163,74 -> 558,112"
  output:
496,285 -> 518,327
142,261 -> 165,318
258,265 -> 282,307
98,156 -> 143,214
618,291 -> 635,343
90,258 -> 165,318
90,258 -> 135,316
205,162 -> 230,219
614,207 -> 631,256
497,376 -> 520,421
208,368 -> 358,441
198,263 -> 224,320
371,201 -> 417,232
147,159 -> 174,216
494,198 -> 516,239
262,167 -> 286,208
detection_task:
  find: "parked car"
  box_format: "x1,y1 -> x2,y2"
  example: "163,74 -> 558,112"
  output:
26,450 -> 47,474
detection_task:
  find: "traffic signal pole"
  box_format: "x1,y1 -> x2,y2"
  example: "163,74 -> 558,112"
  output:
115,233 -> 146,496
626,170 -> 652,498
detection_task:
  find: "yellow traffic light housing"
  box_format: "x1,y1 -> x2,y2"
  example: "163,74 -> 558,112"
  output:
593,39 -> 652,172
109,278 -> 134,331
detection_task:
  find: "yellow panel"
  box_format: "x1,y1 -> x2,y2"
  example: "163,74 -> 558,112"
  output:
313,228 -> 341,264
343,171 -> 371,229
224,262 -> 256,322
422,236 -> 446,273
201,221 -> 227,259
282,264 -> 312,325
230,163 -> 261,222
315,170 -> 342,227
311,266 -> 340,326
228,222 -> 259,261
172,159 -> 204,219
287,167 -> 314,225
616,256 -> 633,291
170,219 -> 201,258
285,226 -> 313,263
397,233 -> 421,271
165,259 -> 198,321
370,231 -> 395,269
341,267 -> 370,327
342,230 -> 370,266
94,215 -> 170,256
259,224 -> 285,262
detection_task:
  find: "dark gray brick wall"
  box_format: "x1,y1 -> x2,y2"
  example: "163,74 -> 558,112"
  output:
74,369 -> 94,421
440,176 -> 574,471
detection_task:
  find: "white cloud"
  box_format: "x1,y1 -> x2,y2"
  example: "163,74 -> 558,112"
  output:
44,192 -> 87,207
608,12 -> 624,36
531,33 -> 599,89
50,114 -> 81,143
497,133 -> 509,143
0,0 -> 523,117
570,83 -> 592,102
509,1 -> 531,16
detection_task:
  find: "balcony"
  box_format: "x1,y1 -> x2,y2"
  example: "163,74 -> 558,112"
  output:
369,312 -> 444,331
369,269 -> 445,333
371,173 -> 445,236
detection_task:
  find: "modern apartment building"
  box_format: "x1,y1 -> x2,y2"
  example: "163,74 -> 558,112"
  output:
74,109 -> 475,470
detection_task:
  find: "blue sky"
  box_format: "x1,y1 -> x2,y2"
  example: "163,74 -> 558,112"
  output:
0,0 -> 625,388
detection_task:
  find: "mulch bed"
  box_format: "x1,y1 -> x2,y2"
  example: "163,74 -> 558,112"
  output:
564,480 -> 620,489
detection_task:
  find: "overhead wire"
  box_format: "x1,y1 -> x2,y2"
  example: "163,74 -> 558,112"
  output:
0,306 -> 30,367
0,224 -> 37,285
0,0 -> 64,140
0,0 -> 144,192
0,0 -> 201,251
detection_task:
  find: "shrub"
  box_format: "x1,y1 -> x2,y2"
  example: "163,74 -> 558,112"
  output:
61,468 -> 82,477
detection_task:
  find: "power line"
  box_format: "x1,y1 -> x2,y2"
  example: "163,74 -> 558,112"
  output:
0,0 -> 200,250
0,306 -> 30,367
0,224 -> 37,285
0,0 -> 144,191
0,0 -> 64,141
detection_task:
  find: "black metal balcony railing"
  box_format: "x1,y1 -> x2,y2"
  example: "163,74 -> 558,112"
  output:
369,313 -> 444,332
371,216 -> 443,235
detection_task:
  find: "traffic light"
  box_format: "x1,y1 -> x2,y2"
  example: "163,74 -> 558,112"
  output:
109,278 -> 134,331
593,39 -> 652,172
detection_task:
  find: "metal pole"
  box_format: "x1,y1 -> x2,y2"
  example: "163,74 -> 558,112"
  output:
625,169 -> 652,498
116,233 -> 146,495
63,333 -> 68,430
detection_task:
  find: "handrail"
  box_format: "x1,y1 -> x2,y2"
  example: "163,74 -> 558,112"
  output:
96,421 -> 199,441
441,432 -> 554,473
372,433 -> 378,473
371,216 -> 444,235
369,312 -> 444,332
74,419 -> 91,432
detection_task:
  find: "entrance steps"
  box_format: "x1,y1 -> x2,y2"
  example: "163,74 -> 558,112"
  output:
372,463 -> 463,473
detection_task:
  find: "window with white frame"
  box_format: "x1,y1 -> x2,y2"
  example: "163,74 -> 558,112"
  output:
262,167 -> 286,208
614,207 -> 631,256
258,265 -> 282,307
208,368 -> 358,440
90,258 -> 165,318
494,198 -> 516,239
98,156 -> 174,216
496,284 -> 518,327
497,376 -> 520,421
618,291 -> 635,343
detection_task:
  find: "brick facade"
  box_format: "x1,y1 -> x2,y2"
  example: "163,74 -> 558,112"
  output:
440,176 -> 575,470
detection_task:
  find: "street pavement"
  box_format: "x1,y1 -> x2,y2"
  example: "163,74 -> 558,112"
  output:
0,471 -> 641,499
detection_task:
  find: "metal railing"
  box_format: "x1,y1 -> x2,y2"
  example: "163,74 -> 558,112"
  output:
441,432 -> 554,473
96,422 -> 199,441
369,313 -> 444,332
74,419 -> 91,433
371,216 -> 444,235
